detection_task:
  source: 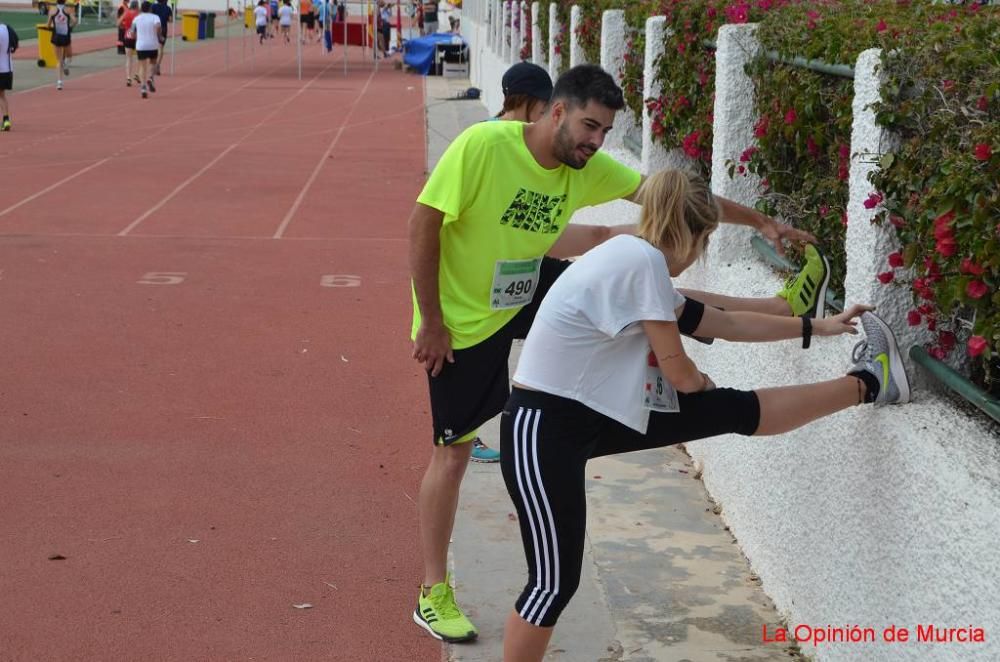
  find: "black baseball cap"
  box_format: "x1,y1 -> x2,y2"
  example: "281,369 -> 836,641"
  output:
501,62 -> 553,103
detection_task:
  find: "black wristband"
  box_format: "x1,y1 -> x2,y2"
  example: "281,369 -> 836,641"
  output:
801,315 -> 812,349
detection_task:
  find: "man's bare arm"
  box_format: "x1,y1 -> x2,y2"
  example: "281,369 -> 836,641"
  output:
408,202 -> 453,376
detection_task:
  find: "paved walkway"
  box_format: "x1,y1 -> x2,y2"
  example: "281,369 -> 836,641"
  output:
424,74 -> 807,662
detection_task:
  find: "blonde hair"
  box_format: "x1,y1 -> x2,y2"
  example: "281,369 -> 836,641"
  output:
636,169 -> 720,262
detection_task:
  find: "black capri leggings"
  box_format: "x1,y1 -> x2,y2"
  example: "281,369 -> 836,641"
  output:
499,386 -> 760,628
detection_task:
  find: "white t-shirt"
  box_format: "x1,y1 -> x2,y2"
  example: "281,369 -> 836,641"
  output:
513,235 -> 687,433
0,25 -> 12,75
278,5 -> 294,25
254,5 -> 268,26
133,12 -> 160,50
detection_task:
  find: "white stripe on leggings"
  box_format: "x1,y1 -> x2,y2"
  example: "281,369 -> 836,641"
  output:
514,406 -> 560,626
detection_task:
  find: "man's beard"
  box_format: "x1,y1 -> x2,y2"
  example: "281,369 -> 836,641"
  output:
553,123 -> 596,170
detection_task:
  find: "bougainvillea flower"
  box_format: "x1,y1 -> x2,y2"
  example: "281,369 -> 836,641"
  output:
977,96 -> 990,112
784,108 -> 797,124
863,192 -> 883,209
960,258 -> 985,276
888,252 -> 904,268
935,237 -> 958,257
877,271 -> 895,284
876,19 -> 888,32
968,336 -> 988,358
939,331 -> 957,350
934,210 -> 956,227
929,346 -> 947,360
974,143 -> 991,161
907,310 -> 922,326
967,280 -> 989,299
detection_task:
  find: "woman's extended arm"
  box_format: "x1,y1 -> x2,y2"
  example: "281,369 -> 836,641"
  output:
691,303 -> 872,342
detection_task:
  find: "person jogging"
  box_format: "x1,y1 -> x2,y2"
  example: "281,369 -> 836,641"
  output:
254,0 -> 268,44
150,0 -> 172,76
498,169 -> 909,661
47,0 -> 77,91
407,64 -> 817,643
278,0 -> 294,43
132,1 -> 161,98
0,20 -> 15,131
118,0 -> 140,86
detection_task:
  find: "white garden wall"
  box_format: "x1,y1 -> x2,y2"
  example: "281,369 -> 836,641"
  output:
461,3 -> 1000,660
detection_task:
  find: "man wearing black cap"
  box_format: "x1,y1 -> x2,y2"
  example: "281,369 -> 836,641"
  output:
496,61 -> 553,123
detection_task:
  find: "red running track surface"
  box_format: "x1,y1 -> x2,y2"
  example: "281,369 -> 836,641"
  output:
0,36 -> 441,662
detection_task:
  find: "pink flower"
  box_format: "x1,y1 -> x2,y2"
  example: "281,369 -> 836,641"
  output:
819,205 -> 830,216
839,144 -> 850,159
935,237 -> 957,257
806,136 -> 820,157
977,96 -> 989,112
863,192 -> 883,209
682,131 -> 701,159
841,212 -> 848,227
960,258 -> 985,276
907,310 -> 922,326
757,0 -> 772,9
737,165 -> 746,175
784,108 -> 797,124
876,19 -> 887,32
838,164 -> 849,181
934,210 -> 956,227
942,79 -> 955,93
889,215 -> 906,229
754,116 -> 770,138
974,143 -> 991,161
967,280 -> 989,299
707,6 -> 718,18
888,252 -> 904,268
968,336 -> 988,358
877,271 -> 895,284
739,146 -> 758,162
929,345 -> 947,360
934,223 -> 954,241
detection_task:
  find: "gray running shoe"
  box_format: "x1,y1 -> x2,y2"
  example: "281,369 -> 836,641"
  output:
849,312 -> 910,406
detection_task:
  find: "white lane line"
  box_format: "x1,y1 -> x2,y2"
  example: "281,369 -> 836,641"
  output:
120,56 -> 342,237
272,68 -> 378,240
0,159 -> 109,219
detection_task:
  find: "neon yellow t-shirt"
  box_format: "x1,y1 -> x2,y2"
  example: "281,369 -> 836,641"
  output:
412,120 -> 642,349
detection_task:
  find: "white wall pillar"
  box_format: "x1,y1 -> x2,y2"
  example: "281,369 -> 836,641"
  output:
709,23 -> 763,263
569,5 -> 585,67
511,1 -> 523,63
548,3 -> 562,79
494,0 -> 502,53
531,2 -> 544,66
846,48 -> 932,377
601,10 -> 628,152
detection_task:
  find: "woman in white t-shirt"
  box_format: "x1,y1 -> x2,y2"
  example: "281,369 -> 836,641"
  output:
131,1 -> 161,98
254,0 -> 269,44
499,169 -> 911,661
278,0 -> 294,43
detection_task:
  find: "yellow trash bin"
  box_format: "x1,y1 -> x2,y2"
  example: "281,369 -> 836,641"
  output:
36,25 -> 57,68
182,11 -> 200,41
245,6 -> 254,29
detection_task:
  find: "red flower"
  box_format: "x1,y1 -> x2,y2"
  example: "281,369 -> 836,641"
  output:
934,223 -> 954,241
974,143 -> 991,161
888,252 -> 904,268
806,136 -> 820,157
877,271 -> 894,284
838,164 -> 849,181
934,210 -> 956,227
960,258 -> 984,276
968,336 -> 988,358
753,116 -> 770,138
907,310 -> 921,326
939,331 -> 957,350
739,146 -> 758,162
935,237 -> 958,257
784,108 -> 797,124
889,215 -> 906,229
967,280 -> 989,299
841,212 -> 848,227
682,131 -> 701,159
737,165 -> 746,175
942,79 -> 955,93
927,318 -> 937,332
819,205 -> 830,216
839,144 -> 850,159
977,96 -> 990,112
929,345 -> 947,360
707,6 -> 717,18
863,192 -> 883,209
876,19 -> 887,32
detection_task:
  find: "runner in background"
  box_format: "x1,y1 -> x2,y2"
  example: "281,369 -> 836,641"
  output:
116,0 -> 129,54
0,20 -> 15,131
47,0 -> 77,91
254,0 -> 268,44
300,0 -> 316,43
278,0 -> 294,43
118,0 -> 140,86
132,0 -> 161,99
422,0 -> 437,34
150,0 -> 172,76
269,0 -> 280,39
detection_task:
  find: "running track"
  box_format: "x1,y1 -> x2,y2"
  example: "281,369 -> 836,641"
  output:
0,36 -> 439,661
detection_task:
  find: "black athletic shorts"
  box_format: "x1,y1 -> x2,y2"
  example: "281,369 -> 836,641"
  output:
51,33 -> 72,47
256,24 -> 266,35
425,257 -> 572,446
123,38 -> 136,49
0,72 -> 12,90
137,49 -> 158,60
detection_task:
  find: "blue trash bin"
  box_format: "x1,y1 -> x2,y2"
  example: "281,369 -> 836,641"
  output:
197,12 -> 207,39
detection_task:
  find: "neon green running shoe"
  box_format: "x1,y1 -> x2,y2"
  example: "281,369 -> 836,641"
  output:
412,575 -> 478,643
777,243 -> 831,318
0,118 -> 10,132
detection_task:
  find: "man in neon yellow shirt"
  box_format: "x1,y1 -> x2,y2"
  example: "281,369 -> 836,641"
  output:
408,64 -> 815,643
